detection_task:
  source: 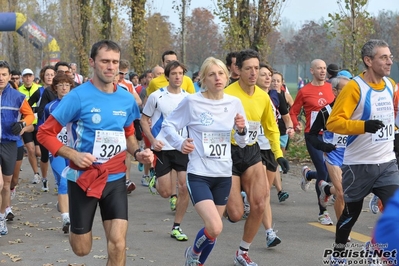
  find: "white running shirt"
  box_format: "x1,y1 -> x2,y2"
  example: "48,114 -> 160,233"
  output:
162,92 -> 248,177
142,87 -> 189,150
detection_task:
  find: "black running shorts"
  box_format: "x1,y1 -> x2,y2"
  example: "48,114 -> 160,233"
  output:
68,177 -> 128,235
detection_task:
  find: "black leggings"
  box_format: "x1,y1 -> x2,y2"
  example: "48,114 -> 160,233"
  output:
334,184 -> 399,250
39,143 -> 49,163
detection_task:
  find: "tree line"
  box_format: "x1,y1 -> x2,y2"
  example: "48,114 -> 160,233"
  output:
0,0 -> 398,80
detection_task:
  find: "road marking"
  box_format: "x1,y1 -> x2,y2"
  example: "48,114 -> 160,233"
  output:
309,222 -> 370,243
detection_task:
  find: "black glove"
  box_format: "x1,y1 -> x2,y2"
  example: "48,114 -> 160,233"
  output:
365,120 -> 384,133
277,157 -> 290,174
11,122 -> 25,135
320,143 -> 336,153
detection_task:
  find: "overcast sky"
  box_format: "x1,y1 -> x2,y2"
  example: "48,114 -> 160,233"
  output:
150,0 -> 398,28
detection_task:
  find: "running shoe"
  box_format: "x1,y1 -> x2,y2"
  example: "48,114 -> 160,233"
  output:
41,178 -> 49,192
241,191 -> 250,219
54,184 -> 58,194
369,194 -> 381,214
318,180 -> 330,208
0,219 -> 8,235
184,246 -> 200,266
10,187 -> 16,200
138,162 -> 144,172
301,166 -> 311,191
148,175 -> 158,195
278,191 -> 289,202
266,230 -> 281,248
170,226 -> 188,241
329,255 -> 347,266
5,207 -> 14,222
170,196 -> 177,211
62,216 -> 70,234
234,251 -> 258,266
141,175 -> 150,187
32,173 -> 41,184
318,211 -> 333,226
328,195 -> 336,206
126,180 -> 136,194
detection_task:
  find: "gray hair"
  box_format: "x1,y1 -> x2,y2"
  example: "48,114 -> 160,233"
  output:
361,39 -> 389,68
331,76 -> 350,90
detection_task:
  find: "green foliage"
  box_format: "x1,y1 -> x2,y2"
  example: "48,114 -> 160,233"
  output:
325,0 -> 374,74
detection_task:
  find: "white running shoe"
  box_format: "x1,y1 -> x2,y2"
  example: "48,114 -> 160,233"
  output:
5,207 -> 14,221
10,187 -> 16,200
301,166 -> 311,191
141,175 -> 150,187
0,218 -> 8,235
369,194 -> 380,214
241,191 -> 250,219
318,211 -> 333,225
266,229 -> 281,248
41,178 -> 49,192
126,180 -> 136,194
234,251 -> 258,266
62,216 -> 70,234
32,173 -> 41,184
184,246 -> 200,266
318,180 -> 331,208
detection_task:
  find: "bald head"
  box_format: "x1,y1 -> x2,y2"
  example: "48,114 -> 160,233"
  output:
310,59 -> 325,69
152,65 -> 164,78
310,59 -> 327,83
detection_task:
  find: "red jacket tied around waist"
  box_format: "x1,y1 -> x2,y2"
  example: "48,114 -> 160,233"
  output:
70,152 -> 127,199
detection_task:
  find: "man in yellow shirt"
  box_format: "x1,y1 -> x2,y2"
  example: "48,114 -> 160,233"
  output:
146,50 -> 195,96
224,49 -> 289,266
326,39 -> 399,264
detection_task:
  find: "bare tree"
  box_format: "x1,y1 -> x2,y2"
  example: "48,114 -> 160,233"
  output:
173,0 -> 191,64
100,0 -> 112,39
215,0 -> 285,54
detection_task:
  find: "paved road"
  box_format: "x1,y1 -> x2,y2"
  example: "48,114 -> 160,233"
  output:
0,158 -> 380,266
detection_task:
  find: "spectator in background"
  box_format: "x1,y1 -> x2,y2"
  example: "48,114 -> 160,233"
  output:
192,71 -> 201,92
297,77 -> 304,90
11,70 -> 21,87
337,69 -> 353,79
225,51 -> 240,84
152,65 -> 164,78
326,63 -> 339,82
138,70 -> 153,106
129,72 -> 139,89
70,63 -> 83,85
147,50 -> 194,96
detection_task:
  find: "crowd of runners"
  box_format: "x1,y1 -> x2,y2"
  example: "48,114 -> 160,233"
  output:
0,38 -> 399,266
